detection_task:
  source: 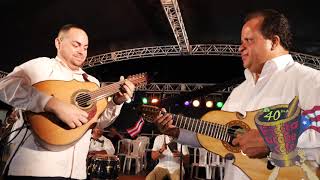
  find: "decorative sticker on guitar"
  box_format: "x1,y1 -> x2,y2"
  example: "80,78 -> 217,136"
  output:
255,97 -> 319,180
255,96 -> 301,167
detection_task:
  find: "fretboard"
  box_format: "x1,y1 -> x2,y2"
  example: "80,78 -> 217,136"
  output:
172,114 -> 233,143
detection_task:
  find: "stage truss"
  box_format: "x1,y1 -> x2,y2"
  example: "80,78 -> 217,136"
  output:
83,44 -> 320,70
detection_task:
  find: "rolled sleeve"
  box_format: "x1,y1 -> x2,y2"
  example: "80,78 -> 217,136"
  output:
177,129 -> 201,148
96,100 -> 123,129
0,70 -> 52,112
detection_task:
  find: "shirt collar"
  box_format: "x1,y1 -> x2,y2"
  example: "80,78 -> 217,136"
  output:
244,54 -> 294,81
55,56 -> 85,75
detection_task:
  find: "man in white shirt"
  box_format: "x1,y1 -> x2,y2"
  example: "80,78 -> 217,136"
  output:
0,24 -> 135,179
146,134 -> 189,180
154,9 -> 320,179
88,127 -> 115,157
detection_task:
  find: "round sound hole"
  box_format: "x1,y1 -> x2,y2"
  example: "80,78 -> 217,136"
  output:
76,93 -> 91,108
222,120 -> 251,153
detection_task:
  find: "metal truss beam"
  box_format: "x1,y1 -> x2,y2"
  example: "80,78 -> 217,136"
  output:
83,45 -> 181,67
160,0 -> 190,53
1,45 -> 320,80
83,44 -> 320,70
102,82 -> 235,94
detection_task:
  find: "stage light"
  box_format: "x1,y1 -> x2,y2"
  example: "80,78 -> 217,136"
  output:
151,98 -> 159,104
184,101 -> 190,106
192,100 -> 200,107
142,97 -> 148,104
216,101 -> 224,108
205,100 -> 214,108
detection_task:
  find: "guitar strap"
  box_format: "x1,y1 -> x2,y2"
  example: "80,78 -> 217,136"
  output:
82,73 -> 90,82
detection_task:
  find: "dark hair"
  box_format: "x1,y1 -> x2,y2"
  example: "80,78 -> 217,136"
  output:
57,24 -> 86,38
244,9 -> 292,50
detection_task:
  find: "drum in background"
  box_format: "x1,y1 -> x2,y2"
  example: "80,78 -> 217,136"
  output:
87,155 -> 120,180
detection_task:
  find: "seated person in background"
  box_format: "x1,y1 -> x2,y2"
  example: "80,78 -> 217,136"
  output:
146,134 -> 189,180
88,127 -> 115,158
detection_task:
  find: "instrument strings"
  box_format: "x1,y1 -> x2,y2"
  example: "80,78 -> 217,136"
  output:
75,77 -> 145,106
173,114 -> 245,138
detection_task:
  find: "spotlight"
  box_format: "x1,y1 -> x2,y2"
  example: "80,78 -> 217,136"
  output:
205,100 -> 213,108
151,98 -> 159,104
216,101 -> 224,108
184,101 -> 190,106
192,100 -> 200,107
142,97 -> 148,104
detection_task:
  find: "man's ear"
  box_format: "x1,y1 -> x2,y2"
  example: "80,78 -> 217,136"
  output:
271,35 -> 280,50
55,37 -> 61,50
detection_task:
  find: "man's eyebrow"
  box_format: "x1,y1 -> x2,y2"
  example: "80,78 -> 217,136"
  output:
71,40 -> 88,47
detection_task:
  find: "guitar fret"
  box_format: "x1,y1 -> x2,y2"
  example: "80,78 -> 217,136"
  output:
217,124 -> 222,140
197,120 -> 201,134
209,123 -> 214,137
223,126 -> 229,142
191,117 -> 196,132
213,124 -> 218,138
182,117 -> 187,129
202,121 -> 207,135
187,117 -> 191,131
196,119 -> 200,133
193,118 -> 197,133
204,122 -> 209,136
221,125 -> 226,141
221,125 -> 227,141
220,125 -> 225,141
215,124 -> 220,139
211,124 -> 215,138
200,120 -> 204,134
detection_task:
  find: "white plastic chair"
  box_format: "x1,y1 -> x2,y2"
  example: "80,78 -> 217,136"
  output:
116,138 -> 132,171
208,152 -> 225,180
122,139 -> 147,174
136,135 -> 150,169
190,147 -> 212,179
136,136 -> 150,150
117,138 -> 132,157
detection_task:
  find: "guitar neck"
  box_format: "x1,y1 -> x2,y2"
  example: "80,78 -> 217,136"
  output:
89,75 -> 147,102
171,114 -> 234,143
92,82 -> 122,100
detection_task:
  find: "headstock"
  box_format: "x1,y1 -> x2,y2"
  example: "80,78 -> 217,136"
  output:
138,105 -> 161,123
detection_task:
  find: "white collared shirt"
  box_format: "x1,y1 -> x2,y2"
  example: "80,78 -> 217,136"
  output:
152,134 -> 189,174
178,54 -> 320,180
0,57 -> 123,179
89,136 -> 115,155
222,54 -> 320,179
223,54 -> 320,148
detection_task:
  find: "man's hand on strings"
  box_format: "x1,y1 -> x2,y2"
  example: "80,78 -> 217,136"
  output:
113,76 -> 135,105
232,129 -> 269,158
154,108 -> 180,138
45,97 -> 88,128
